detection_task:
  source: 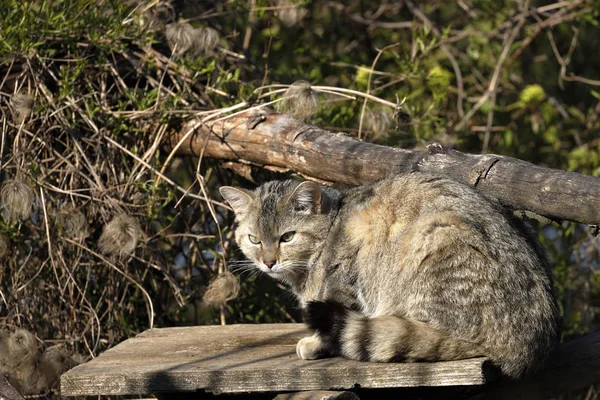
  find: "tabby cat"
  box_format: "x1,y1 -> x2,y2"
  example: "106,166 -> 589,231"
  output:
219,172 -> 560,378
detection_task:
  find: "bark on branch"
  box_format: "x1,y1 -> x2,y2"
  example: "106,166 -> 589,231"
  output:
166,112 -> 600,226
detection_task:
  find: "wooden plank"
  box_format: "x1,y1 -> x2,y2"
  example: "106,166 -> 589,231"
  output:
525,330 -> 600,398
0,375 -> 25,400
60,323 -> 493,396
537,330 -> 600,396
273,390 -> 360,400
464,331 -> 600,400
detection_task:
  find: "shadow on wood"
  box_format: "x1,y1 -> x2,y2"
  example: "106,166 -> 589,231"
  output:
60,323 -> 599,399
60,324 -> 493,397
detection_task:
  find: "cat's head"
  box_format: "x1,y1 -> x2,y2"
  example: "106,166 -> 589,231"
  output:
220,180 -> 334,282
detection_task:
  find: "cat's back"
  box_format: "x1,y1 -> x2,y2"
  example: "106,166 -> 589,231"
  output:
333,172 -> 559,377
342,172 -> 499,252
340,171 -> 550,292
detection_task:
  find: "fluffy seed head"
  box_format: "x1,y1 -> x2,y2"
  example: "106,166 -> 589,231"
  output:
98,214 -> 143,257
278,80 -> 319,120
11,92 -> 34,123
193,27 -> 220,54
19,361 -> 49,395
0,330 -> 13,372
274,0 -> 308,27
8,329 -> 38,363
41,345 -> 78,379
165,22 -> 196,57
1,179 -> 34,222
56,207 -> 89,240
203,270 -> 240,305
143,1 -> 175,30
166,23 -> 219,57
364,107 -> 394,139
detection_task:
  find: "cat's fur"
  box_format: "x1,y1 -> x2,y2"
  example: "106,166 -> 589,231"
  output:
220,172 -> 560,378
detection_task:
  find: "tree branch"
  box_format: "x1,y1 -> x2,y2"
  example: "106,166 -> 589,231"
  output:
166,113 -> 600,226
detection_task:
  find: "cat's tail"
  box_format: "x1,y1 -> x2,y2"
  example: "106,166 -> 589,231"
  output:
304,300 -> 485,364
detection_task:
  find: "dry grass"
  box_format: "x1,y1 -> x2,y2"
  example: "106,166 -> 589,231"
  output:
1,7 -> 350,395
0,1 -> 250,395
2,1 -> 596,398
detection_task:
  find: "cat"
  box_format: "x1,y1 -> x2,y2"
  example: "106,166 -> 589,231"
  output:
219,172 -> 560,379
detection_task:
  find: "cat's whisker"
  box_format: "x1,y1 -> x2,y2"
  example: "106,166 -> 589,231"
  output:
245,269 -> 262,281
241,270 -> 259,279
227,261 -> 254,268
279,260 -> 308,268
226,262 -> 256,269
227,265 -> 255,271
282,262 -> 306,267
226,260 -> 255,265
281,263 -> 305,270
278,261 -> 309,274
227,265 -> 254,270
228,264 -> 258,276
277,265 -> 303,273
229,265 -> 254,272
233,266 -> 262,279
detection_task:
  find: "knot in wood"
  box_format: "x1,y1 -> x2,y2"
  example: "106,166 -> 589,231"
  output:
469,156 -> 501,187
426,142 -> 446,154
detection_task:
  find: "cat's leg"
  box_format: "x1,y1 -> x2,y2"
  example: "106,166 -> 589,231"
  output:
296,333 -> 335,360
296,266 -> 345,359
303,300 -> 485,363
296,299 -> 349,360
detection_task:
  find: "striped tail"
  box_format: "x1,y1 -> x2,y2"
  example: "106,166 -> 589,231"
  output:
303,300 -> 485,364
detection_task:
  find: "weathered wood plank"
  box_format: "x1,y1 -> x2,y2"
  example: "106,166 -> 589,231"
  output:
0,375 -> 25,400
165,113 -> 600,226
526,330 -> 600,398
273,390 -> 360,400
60,323 -> 493,396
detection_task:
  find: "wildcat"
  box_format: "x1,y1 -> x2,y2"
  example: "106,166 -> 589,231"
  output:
219,172 -> 560,378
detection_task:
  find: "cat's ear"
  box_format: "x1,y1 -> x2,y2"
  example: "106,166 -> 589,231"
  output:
288,181 -> 325,215
219,186 -> 254,218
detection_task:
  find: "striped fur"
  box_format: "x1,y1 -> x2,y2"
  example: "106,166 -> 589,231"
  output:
220,172 -> 560,379
304,300 -> 484,363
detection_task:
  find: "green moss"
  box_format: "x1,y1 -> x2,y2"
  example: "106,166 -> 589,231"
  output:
427,66 -> 453,90
519,84 -> 545,106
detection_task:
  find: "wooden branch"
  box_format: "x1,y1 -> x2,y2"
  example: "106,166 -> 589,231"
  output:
166,113 -> 600,226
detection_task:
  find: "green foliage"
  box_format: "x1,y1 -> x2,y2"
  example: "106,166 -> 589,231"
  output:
0,0 -> 136,55
519,84 -> 546,106
1,4 -> 600,393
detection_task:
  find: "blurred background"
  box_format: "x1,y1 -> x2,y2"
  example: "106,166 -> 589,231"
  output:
0,0 -> 599,397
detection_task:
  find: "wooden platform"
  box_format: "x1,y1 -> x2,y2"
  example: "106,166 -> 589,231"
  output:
60,323 -> 494,396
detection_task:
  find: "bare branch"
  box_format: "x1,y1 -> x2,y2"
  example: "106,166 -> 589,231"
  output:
167,113 -> 600,226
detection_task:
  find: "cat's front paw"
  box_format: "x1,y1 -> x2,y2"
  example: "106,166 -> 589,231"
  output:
296,334 -> 328,360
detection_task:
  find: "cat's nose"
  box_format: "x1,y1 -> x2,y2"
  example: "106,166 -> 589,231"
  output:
264,261 -> 275,269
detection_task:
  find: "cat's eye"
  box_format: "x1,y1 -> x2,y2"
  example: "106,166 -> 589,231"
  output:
280,231 -> 296,243
248,234 -> 261,244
